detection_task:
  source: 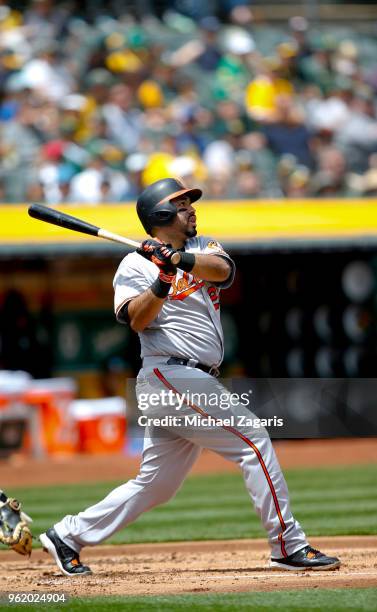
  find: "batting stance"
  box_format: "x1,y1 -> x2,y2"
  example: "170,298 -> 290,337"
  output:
40,178 -> 340,576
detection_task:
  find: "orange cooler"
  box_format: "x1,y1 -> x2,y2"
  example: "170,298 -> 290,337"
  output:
70,397 -> 127,454
23,378 -> 78,455
0,371 -> 34,455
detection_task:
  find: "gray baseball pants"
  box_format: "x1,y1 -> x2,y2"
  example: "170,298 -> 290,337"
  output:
54,358 -> 308,559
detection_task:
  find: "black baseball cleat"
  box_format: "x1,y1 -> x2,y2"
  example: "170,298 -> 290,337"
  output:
270,545 -> 341,571
40,528 -> 92,577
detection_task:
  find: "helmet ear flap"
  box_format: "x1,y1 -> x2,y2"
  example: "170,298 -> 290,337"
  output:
150,202 -> 177,227
154,208 -> 174,222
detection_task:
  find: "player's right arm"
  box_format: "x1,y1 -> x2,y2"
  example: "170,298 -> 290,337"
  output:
126,289 -> 166,332
114,252 -> 174,332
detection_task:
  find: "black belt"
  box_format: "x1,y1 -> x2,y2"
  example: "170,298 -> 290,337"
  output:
167,357 -> 220,377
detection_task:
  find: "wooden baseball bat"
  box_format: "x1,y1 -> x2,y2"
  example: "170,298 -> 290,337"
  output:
28,204 -> 181,264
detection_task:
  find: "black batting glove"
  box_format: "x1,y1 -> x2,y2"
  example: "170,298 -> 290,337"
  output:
152,244 -> 177,276
137,240 -> 177,276
136,239 -> 162,262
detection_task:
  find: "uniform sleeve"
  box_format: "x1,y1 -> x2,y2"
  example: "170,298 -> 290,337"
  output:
113,257 -> 151,318
200,237 -> 236,290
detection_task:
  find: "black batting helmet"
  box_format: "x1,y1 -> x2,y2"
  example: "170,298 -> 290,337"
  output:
136,177 -> 202,234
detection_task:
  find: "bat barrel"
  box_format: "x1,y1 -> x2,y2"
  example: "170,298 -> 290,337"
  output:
28,204 -> 100,237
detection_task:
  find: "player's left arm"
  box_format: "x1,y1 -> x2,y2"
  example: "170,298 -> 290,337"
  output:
137,237 -> 235,287
188,254 -> 231,284
178,238 -> 235,288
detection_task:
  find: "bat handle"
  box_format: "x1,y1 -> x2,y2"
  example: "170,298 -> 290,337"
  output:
171,252 -> 181,265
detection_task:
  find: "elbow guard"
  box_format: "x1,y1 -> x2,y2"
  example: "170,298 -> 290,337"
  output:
116,301 -> 130,325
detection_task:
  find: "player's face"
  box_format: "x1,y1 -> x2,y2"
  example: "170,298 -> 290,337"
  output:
171,196 -> 197,239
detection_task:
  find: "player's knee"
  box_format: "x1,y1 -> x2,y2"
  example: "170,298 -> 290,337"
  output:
136,471 -> 180,503
144,481 -> 179,506
155,484 -> 177,504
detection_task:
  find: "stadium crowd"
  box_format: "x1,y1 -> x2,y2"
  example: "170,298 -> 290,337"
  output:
1,0 -> 377,203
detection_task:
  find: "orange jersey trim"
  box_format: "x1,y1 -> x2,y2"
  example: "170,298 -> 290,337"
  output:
169,281 -> 205,301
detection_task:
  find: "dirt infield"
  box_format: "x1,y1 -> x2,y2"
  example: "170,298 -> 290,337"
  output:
1,438 -> 376,488
0,536 -> 376,596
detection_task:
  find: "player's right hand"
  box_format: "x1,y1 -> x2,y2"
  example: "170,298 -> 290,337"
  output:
137,240 -> 177,276
137,239 -> 162,261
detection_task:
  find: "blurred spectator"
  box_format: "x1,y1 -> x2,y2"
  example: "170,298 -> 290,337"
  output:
261,96 -> 313,168
311,146 -> 350,196
335,92 -> 377,172
205,171 -> 233,199
235,169 -> 262,198
277,154 -> 298,195
289,16 -> 312,65
169,16 -> 222,72
0,96 -> 41,201
176,111 -> 209,155
284,166 -> 311,198
349,153 -> 377,197
245,57 -> 294,122
25,180 -> 44,202
203,139 -> 235,177
24,0 -> 69,41
299,35 -> 336,94
213,100 -> 252,140
102,84 -> 143,153
19,43 -> 73,101
0,179 -> 7,202
68,155 -> 128,203
304,84 -> 351,135
332,41 -> 360,80
123,153 -> 148,199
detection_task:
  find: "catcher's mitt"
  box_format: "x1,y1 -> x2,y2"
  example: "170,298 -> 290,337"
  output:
0,490 -> 32,556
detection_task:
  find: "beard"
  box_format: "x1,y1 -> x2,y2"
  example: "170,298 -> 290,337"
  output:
185,227 -> 197,238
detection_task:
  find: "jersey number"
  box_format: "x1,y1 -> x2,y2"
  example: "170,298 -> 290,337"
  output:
207,286 -> 220,310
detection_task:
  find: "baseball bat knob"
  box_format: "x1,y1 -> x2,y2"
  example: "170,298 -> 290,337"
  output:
171,252 -> 181,265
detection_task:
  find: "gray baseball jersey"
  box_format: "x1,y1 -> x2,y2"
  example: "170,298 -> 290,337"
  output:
113,236 -> 236,367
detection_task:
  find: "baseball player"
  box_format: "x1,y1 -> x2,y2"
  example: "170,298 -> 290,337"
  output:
40,178 -> 340,576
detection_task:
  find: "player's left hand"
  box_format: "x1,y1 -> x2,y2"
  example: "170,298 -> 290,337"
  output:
0,490 -> 33,556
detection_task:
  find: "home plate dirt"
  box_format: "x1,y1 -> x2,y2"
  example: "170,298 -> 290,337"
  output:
0,537 -> 376,597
